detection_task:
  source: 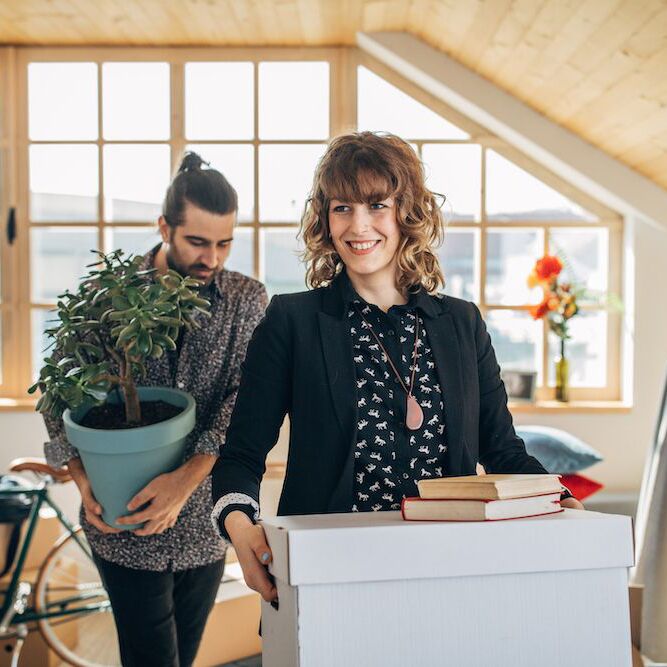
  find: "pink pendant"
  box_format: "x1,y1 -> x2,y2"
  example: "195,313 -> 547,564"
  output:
406,395 -> 424,430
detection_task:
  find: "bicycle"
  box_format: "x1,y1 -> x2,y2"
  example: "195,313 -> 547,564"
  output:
0,457 -> 120,667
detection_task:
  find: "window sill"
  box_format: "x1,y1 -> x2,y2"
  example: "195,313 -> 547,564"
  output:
0,397 -> 38,412
509,400 -> 631,414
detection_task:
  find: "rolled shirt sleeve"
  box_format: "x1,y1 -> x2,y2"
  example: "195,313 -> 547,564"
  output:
210,492 -> 260,543
41,383 -> 79,469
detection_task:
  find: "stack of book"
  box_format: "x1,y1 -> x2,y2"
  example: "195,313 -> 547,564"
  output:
401,474 -> 563,522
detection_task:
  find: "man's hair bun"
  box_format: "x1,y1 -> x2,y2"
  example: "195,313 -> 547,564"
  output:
178,152 -> 206,173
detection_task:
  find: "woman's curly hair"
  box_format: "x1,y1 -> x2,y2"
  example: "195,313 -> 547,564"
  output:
300,132 -> 445,294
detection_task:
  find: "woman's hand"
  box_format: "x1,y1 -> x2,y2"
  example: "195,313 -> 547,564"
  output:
225,511 -> 278,603
67,458 -> 120,534
561,496 -> 585,510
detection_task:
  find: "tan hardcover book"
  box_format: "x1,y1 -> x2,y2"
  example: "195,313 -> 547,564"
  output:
402,492 -> 562,522
417,474 -> 562,500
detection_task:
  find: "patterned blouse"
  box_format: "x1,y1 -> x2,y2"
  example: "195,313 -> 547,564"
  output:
348,296 -> 446,512
43,246 -> 268,572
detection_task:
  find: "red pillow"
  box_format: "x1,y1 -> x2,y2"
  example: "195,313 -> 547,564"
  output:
560,473 -> 603,501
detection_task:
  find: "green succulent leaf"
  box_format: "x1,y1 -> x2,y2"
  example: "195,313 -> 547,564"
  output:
29,248 -> 211,421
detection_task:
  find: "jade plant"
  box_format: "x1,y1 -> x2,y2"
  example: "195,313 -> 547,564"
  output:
28,250 -> 210,425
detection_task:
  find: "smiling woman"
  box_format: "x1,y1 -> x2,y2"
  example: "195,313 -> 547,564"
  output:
211,131 -> 581,606
302,133 -> 444,300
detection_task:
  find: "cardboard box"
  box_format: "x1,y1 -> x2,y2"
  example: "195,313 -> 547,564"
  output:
0,508 -> 64,574
630,583 -> 643,650
261,510 -> 635,667
633,645 -> 645,667
194,562 -> 261,667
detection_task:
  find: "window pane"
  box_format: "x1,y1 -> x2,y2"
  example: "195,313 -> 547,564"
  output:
103,144 -> 170,222
30,144 -> 98,222
29,63 -> 98,140
259,62 -> 329,139
104,227 -> 159,258
103,63 -> 170,140
486,228 -> 543,306
423,144 -> 481,221
357,66 -> 468,140
259,144 -> 325,222
185,62 -> 254,140
32,308 -> 57,381
486,310 -> 542,383
549,228 -> 608,298
225,228 -> 254,277
438,228 -> 478,302
262,230 -> 305,296
486,150 -> 594,221
548,311 -> 607,388
31,227 -> 99,302
186,144 -> 254,222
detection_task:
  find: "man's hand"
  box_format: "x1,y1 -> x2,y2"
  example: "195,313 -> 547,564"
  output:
67,458 -> 120,534
115,469 -> 192,536
115,454 -> 216,537
561,496 -> 585,510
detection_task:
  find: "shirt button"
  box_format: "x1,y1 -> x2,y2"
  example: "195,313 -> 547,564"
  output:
177,381 -> 185,389
394,378 -> 400,384
403,473 -> 409,479
387,330 -> 395,337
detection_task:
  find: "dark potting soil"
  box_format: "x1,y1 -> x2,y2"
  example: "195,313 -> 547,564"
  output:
79,400 -> 184,429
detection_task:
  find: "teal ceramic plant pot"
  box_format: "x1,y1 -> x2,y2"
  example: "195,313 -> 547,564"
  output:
63,387 -> 195,531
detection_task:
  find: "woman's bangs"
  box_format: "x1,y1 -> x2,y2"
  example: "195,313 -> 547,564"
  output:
322,160 -> 395,204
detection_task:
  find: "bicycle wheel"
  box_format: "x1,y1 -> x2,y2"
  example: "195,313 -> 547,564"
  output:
35,527 -> 120,667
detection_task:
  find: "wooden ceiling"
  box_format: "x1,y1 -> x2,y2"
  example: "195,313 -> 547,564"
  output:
1,0 -> 667,191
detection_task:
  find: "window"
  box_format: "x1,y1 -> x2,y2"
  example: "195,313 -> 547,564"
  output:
1,47 -> 623,405
354,63 -> 622,402
0,58 -> 7,393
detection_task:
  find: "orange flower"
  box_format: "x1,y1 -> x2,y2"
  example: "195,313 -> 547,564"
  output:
564,302 -> 578,319
534,255 -> 563,282
527,271 -> 540,289
530,298 -> 550,320
546,294 -> 560,311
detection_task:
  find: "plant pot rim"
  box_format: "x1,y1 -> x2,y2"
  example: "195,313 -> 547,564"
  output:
63,386 -> 195,437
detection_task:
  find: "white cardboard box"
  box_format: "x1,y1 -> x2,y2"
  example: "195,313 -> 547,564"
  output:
261,509 -> 634,667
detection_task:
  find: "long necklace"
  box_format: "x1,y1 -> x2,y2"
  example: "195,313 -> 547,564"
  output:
354,305 -> 424,431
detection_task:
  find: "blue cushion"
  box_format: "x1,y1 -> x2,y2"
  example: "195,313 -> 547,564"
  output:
516,425 -> 603,474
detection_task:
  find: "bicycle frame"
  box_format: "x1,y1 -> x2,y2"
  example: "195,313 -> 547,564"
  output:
0,481 -> 108,629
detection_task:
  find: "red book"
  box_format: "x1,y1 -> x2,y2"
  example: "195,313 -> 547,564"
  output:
401,492 -> 563,522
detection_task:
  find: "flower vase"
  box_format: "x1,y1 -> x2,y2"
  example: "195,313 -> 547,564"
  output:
555,338 -> 569,402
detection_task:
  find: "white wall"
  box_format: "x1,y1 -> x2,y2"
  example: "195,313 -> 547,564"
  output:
3,217 -> 666,500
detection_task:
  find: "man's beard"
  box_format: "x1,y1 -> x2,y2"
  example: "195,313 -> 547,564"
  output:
165,248 -> 217,286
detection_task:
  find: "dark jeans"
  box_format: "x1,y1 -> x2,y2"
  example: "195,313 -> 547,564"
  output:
93,553 -> 225,667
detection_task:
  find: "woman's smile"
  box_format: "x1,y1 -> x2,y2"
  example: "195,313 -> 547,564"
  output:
346,239 -> 382,255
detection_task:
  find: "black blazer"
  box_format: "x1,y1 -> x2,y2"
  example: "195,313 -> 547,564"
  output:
211,275 -> 548,517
